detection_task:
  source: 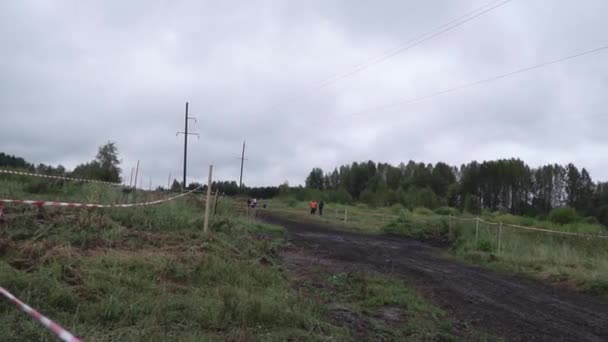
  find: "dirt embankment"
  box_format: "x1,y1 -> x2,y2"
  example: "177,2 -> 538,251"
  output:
262,213 -> 608,342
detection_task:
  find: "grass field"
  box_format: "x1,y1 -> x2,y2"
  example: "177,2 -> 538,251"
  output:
1,177 -> 469,340
265,199 -> 608,298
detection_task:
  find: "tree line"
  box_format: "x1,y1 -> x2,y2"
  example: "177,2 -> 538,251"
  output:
169,179 -> 280,199
0,142 -> 122,183
304,159 -> 608,226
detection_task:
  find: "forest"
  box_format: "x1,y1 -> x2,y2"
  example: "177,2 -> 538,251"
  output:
302,159 -> 608,226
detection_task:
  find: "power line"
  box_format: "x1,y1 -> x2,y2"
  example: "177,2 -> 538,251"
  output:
344,44 -> 608,118
314,0 -> 514,89
265,0 -> 513,112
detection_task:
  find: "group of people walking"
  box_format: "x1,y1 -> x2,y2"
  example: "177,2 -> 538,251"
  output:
309,200 -> 324,216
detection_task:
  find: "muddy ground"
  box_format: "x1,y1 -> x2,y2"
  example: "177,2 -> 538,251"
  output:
261,214 -> 608,342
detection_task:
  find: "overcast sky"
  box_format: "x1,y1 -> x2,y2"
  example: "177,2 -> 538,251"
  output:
1,0 -> 607,187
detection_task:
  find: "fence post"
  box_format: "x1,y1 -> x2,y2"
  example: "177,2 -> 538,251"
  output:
497,222 -> 503,254
203,165 -> 213,234
448,215 -> 453,236
475,216 -> 480,245
344,208 -> 348,223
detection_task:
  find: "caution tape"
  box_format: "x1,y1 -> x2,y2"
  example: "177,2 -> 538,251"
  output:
0,287 -> 82,342
501,222 -> 608,239
466,217 -> 608,238
0,169 -> 121,186
0,187 -> 201,209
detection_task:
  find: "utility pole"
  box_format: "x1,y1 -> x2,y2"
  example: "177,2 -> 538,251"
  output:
176,102 -> 199,191
167,172 -> 171,190
237,140 -> 247,191
133,160 -> 140,190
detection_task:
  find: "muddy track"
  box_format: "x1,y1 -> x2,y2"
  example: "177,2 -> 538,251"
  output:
261,213 -> 608,342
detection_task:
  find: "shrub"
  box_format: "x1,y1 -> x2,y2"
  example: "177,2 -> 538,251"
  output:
548,207 -> 579,225
383,216 -> 448,240
434,206 -> 459,216
477,240 -> 493,252
583,216 -> 600,225
389,203 -> 408,215
413,207 -> 434,216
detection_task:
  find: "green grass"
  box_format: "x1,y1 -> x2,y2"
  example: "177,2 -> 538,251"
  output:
1,182 -> 349,340
450,219 -> 608,297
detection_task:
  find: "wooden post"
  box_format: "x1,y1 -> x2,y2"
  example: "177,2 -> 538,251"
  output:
344,208 -> 348,223
448,215 -> 453,236
203,165 -> 213,234
475,217 -> 480,245
497,222 -> 503,253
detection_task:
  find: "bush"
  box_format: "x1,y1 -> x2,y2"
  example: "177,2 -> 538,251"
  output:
389,203 -> 408,215
548,207 -> 579,225
583,216 -> 600,225
383,216 -> 448,240
434,206 -> 459,216
477,240 -> 493,252
413,207 -> 434,216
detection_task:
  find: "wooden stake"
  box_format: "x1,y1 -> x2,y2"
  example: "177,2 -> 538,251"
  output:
498,222 -> 503,253
203,165 -> 213,234
475,217 -> 480,245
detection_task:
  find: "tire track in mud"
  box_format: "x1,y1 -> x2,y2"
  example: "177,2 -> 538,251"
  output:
262,214 -> 608,342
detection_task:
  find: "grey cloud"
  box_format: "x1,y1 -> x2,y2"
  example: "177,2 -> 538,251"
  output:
1,0 -> 607,189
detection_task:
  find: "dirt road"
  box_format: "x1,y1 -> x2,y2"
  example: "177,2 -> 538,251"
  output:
262,214 -> 608,341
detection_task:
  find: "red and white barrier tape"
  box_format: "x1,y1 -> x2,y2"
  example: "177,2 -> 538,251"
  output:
0,287 -> 82,342
0,169 -> 121,186
0,187 -> 201,209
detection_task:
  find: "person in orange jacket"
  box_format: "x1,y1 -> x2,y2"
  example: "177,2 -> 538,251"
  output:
309,200 -> 318,215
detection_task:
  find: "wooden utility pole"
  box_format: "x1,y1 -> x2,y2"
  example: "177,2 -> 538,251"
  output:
203,165 -> 214,234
